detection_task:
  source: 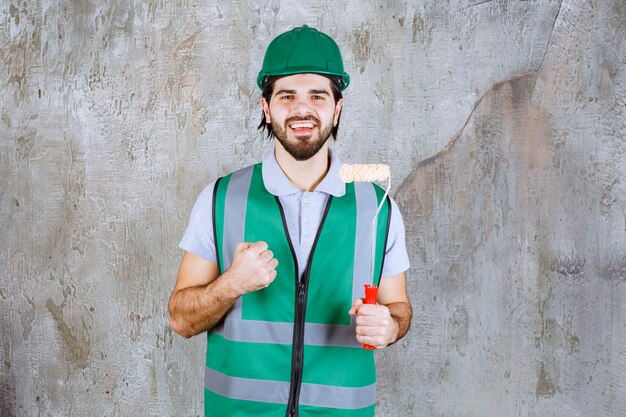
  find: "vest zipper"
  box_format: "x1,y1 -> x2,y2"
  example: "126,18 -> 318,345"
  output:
276,196 -> 332,417
288,279 -> 308,417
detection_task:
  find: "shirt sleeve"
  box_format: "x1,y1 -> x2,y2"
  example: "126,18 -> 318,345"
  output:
178,181 -> 218,264
381,197 -> 410,277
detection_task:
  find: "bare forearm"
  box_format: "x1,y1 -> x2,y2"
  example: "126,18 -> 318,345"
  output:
387,301 -> 412,344
169,273 -> 240,338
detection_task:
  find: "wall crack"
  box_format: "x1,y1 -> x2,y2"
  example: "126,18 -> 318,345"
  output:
536,0 -> 564,72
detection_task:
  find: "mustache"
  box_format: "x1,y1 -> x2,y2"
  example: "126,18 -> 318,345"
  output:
285,115 -> 320,125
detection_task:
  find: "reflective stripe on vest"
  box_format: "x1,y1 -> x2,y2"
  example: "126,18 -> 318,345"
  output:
207,163 -> 390,414
205,367 -> 376,410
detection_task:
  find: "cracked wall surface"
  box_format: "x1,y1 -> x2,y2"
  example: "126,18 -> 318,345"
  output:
1,0 -> 624,416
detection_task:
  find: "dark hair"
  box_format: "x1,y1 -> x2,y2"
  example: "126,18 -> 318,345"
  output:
258,75 -> 344,140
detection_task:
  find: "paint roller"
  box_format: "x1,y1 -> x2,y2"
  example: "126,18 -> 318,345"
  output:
340,164 -> 391,350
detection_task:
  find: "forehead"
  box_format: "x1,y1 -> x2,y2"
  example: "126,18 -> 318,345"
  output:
272,73 -> 332,92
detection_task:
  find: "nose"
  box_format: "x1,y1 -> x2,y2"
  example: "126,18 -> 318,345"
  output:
291,96 -> 313,117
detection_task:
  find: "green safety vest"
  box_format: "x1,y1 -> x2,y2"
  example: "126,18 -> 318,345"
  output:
205,163 -> 390,417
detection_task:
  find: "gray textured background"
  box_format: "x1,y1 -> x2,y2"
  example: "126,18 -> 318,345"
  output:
1,0 -> 624,416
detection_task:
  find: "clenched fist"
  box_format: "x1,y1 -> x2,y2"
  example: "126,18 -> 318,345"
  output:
225,241 -> 279,296
349,298 -> 398,349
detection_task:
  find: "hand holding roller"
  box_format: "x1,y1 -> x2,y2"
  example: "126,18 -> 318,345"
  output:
341,163 -> 391,350
361,284 -> 379,350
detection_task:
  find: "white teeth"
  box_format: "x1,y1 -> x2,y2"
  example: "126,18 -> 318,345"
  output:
290,122 -> 314,129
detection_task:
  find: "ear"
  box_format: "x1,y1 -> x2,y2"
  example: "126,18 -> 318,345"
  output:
261,97 -> 271,123
333,98 -> 344,127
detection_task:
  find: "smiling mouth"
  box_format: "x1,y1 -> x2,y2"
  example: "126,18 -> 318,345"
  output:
286,117 -> 318,136
289,121 -> 316,130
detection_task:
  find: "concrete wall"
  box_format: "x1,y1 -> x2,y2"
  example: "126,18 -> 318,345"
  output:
1,0 -> 623,416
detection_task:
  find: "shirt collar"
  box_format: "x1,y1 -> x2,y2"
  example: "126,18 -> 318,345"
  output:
261,145 -> 346,197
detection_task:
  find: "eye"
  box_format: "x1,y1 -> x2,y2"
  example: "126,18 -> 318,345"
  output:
311,95 -> 325,100
278,94 -> 294,100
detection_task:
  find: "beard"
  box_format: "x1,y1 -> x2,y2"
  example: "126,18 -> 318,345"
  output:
272,115 -> 334,161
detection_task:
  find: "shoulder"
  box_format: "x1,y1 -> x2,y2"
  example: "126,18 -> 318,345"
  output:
204,163 -> 258,194
195,181 -> 218,204
388,196 -> 402,217
215,164 -> 259,188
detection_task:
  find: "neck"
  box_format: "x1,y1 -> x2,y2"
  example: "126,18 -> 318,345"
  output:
274,142 -> 330,192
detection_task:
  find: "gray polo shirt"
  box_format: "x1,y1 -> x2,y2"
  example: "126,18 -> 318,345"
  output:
179,149 -> 410,278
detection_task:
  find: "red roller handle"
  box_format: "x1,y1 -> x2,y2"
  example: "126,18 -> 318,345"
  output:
362,284 -> 378,350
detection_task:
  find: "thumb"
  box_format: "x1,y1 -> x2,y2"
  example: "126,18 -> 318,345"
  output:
348,298 -> 364,315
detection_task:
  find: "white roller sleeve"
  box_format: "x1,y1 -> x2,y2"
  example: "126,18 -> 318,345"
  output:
340,164 -> 390,183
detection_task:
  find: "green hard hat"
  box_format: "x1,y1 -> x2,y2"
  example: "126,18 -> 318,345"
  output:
257,25 -> 350,91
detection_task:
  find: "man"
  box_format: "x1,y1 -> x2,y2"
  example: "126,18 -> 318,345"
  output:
169,25 -> 412,417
